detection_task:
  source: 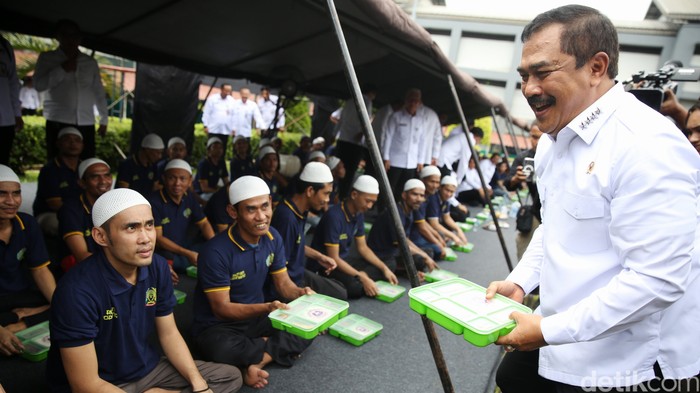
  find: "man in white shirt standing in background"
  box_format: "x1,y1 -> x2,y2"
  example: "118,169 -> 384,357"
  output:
19,76 -> 41,116
0,35 -> 23,166
34,19 -> 108,160
232,87 -> 263,140
489,5 -> 700,392
256,86 -> 284,138
202,83 -> 236,151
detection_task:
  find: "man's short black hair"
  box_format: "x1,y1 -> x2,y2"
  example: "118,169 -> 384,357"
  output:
470,127 -> 484,138
294,178 -> 327,195
521,4 -> 619,80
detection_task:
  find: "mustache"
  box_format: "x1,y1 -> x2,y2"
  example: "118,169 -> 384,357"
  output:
527,95 -> 555,107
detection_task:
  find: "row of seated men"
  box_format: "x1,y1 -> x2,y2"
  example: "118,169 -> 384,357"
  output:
0,130 -> 474,391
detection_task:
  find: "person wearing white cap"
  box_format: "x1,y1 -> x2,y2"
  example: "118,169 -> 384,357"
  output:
268,162 -> 347,301
194,137 -> 229,202
47,188 -> 242,392
155,137 -> 188,184
230,135 -> 256,181
57,158 -> 113,269
308,175 -> 398,299
292,135 -> 312,165
307,150 -> 326,163
424,175 -> 469,248
116,133 -> 164,196
311,136 -> 325,152
192,175 -> 314,389
33,126 -> 84,237
0,164 -> 56,357
270,136 -> 283,152
326,156 -> 345,205
257,145 -> 287,205
408,166 -> 449,260
258,137 -> 272,150
202,82 -> 236,150
367,179 -> 437,277
149,159 -> 215,273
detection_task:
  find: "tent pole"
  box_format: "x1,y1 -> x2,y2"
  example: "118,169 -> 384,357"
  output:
449,76 -> 514,273
490,107 -> 522,206
325,1 -> 454,392
504,113 -> 523,155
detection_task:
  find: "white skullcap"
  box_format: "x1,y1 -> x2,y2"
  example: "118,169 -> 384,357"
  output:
233,135 -> 246,144
229,176 -> 270,205
312,137 -> 325,145
57,127 -> 83,140
258,146 -> 277,160
271,136 -> 281,143
0,164 -> 20,184
440,175 -> 458,187
309,150 -> 326,161
300,162 -> 333,183
141,133 -> 165,149
403,178 -> 425,192
353,175 -> 379,195
164,158 -> 192,175
92,188 -> 151,228
167,137 -> 186,148
78,158 -> 110,179
419,165 -> 441,179
258,138 -> 272,149
326,156 -> 341,170
206,137 -> 223,148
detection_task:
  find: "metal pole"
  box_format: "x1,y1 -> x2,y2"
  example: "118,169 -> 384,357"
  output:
449,76 -> 514,273
490,108 -> 522,205
504,113 -> 523,155
325,1 -> 454,392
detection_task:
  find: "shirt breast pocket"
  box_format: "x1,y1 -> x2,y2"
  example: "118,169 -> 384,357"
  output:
558,191 -> 610,254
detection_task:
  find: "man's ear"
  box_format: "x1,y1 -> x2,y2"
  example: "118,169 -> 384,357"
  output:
305,186 -> 315,199
92,226 -> 109,247
589,51 -> 610,85
226,204 -> 238,220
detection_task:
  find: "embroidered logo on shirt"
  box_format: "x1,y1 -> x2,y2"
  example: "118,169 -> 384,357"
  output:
579,107 -> 601,130
265,253 -> 274,267
586,161 -> 595,174
16,248 -> 26,261
148,172 -> 154,180
339,233 -> 348,240
145,287 -> 157,306
231,270 -> 246,280
59,181 -> 68,189
296,234 -> 301,245
103,307 -> 118,320
161,217 -> 171,225
183,208 -> 192,218
84,228 -> 91,237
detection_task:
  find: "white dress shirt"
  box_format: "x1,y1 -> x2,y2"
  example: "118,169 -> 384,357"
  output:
19,86 -> 41,110
232,99 -> 263,138
0,37 -> 21,126
418,105 -> 442,165
371,103 -> 395,151
34,49 -> 107,126
382,108 -> 425,169
508,83 -> 700,387
202,94 -> 236,135
456,166 -> 486,193
440,126 -> 474,183
257,95 -> 285,130
337,94 -> 372,146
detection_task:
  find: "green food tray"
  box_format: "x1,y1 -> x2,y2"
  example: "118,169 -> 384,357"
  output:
424,269 -> 459,283
186,266 -> 198,278
374,280 -> 406,303
329,314 -> 383,346
174,289 -> 187,304
408,278 -> 532,347
492,196 -> 505,206
15,321 -> 50,362
457,222 -> 474,232
364,222 -> 373,234
475,212 -> 489,221
443,247 -> 458,261
269,294 -> 349,339
451,243 -> 475,253
464,217 -> 478,225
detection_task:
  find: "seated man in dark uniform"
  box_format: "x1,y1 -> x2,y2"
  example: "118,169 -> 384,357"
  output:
0,165 -> 56,357
229,135 -> 256,181
194,137 -> 229,202
192,176 -> 314,389
116,133 -> 164,196
47,188 -> 242,392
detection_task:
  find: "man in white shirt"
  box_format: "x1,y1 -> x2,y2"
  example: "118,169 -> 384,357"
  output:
488,5 -> 700,392
202,83 -> 236,150
382,88 -> 428,202
232,87 -> 263,139
34,20 -> 108,160
256,87 -> 285,138
0,35 -> 23,166
19,76 -> 41,116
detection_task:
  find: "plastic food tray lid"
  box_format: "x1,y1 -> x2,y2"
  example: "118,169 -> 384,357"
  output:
464,217 -> 478,225
374,280 -> 406,302
16,321 -> 51,361
475,212 -> 489,221
408,278 -> 532,346
174,289 -> 187,304
457,222 -> 474,232
451,243 -> 475,253
269,294 -> 349,339
443,247 -> 458,261
329,314 -> 383,345
424,269 -> 459,283
186,266 -> 198,278
364,222 -> 373,234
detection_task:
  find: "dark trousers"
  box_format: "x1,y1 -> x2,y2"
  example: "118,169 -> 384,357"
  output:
0,289 -> 49,327
457,188 -> 485,206
497,349 -> 700,393
46,120 -> 96,160
327,255 -> 424,299
335,140 -> 368,200
304,269 -> 348,300
194,316 -> 312,368
0,125 -> 15,165
387,166 -> 417,203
